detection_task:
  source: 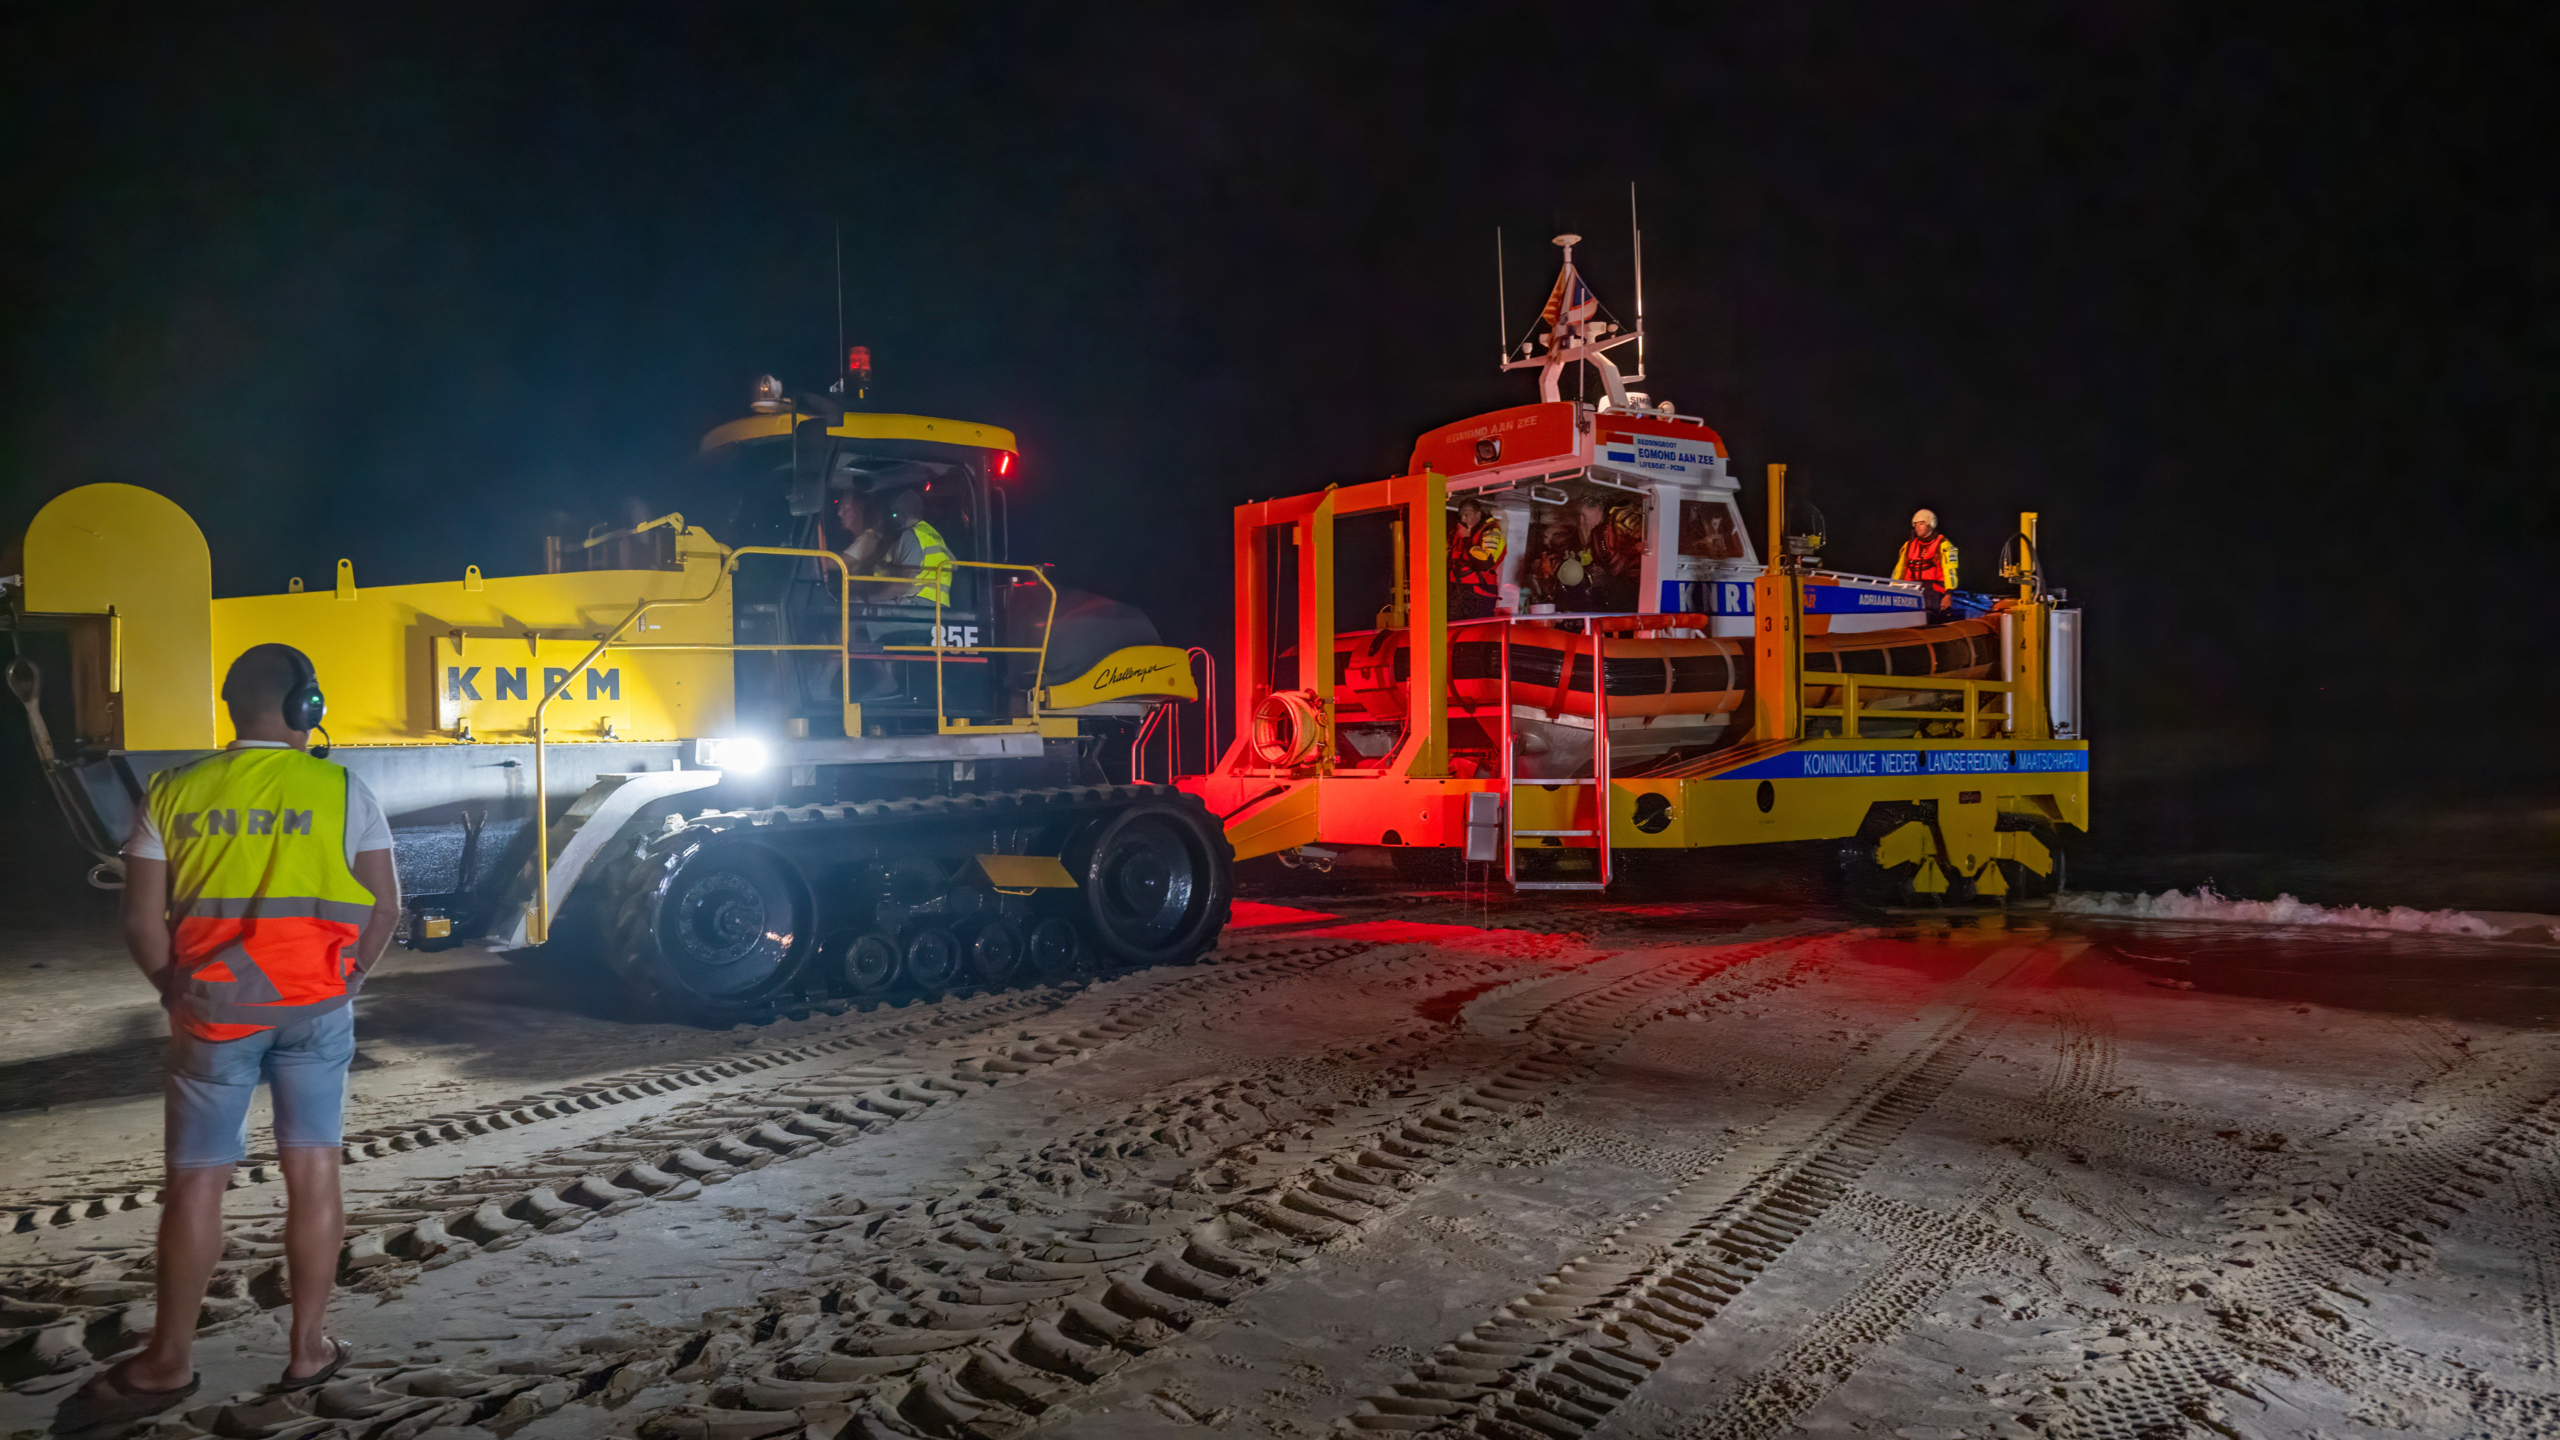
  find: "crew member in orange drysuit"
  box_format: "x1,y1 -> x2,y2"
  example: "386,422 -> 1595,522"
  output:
1892,508 -> 1959,621
1447,495 -> 1506,620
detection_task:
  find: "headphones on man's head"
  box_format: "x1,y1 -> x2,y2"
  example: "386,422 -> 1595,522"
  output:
278,646 -> 330,757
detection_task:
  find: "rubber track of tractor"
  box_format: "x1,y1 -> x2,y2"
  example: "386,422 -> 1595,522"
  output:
592,782 -> 1232,1012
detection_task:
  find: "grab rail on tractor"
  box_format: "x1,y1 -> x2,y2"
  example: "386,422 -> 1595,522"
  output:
526,538 -> 1060,943
1801,673 -> 2017,740
1132,647 -> 1217,783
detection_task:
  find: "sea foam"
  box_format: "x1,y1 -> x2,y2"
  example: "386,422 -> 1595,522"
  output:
2053,884 -> 2510,938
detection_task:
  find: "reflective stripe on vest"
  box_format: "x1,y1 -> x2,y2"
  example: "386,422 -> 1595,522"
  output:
1899,533 -> 1950,592
911,520 -> 954,607
148,748 -> 373,1034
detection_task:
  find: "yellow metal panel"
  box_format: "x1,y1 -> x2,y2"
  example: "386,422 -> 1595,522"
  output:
20,484 -> 216,750
699,412 -> 1020,454
974,854 -> 1077,889
1041,645 -> 1198,710
1995,826 -> 2054,876
1405,471 -> 1448,777
210,536 -> 734,747
1300,491 -> 1335,760
1224,782 -> 1320,863
1876,820 -> 1936,870
1510,782 -> 1587,842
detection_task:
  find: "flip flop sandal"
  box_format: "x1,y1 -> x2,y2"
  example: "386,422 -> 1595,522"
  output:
66,1365 -> 202,1426
276,1339 -> 352,1391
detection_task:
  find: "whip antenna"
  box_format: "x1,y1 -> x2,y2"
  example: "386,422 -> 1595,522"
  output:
1496,227 -> 1508,365
834,222 -> 847,393
1630,183 -> 1645,382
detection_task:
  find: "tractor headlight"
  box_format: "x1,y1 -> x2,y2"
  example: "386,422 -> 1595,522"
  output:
695,737 -> 770,773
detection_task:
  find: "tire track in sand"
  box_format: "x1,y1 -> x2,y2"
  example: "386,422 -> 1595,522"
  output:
1993,1043 -> 2560,1440
1658,967 -> 2116,1440
1328,941 -> 2062,1438
0,941 -> 1380,1391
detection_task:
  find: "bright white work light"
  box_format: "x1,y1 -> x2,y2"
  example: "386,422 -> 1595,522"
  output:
694,737 -> 770,773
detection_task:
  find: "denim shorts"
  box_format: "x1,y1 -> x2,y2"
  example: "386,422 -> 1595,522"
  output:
164,1005 -> 356,1168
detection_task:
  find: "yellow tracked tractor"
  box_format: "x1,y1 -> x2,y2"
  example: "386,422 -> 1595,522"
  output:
4,379 -> 1232,1017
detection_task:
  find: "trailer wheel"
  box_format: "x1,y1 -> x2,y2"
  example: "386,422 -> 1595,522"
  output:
645,842 -> 810,1012
903,925 -> 964,995
836,932 -> 902,999
1026,917 -> 1094,984
964,917 -> 1029,987
1069,795 -> 1233,968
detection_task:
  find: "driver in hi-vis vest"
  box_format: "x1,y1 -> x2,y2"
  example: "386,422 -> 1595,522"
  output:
81,644 -> 401,1420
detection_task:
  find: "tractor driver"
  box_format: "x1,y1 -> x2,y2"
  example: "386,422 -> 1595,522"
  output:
1892,508 -> 1959,621
878,488 -> 955,610
1448,495 -> 1506,620
831,487 -> 885,578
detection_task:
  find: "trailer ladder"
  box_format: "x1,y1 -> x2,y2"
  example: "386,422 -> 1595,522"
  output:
1500,616 -> 1612,893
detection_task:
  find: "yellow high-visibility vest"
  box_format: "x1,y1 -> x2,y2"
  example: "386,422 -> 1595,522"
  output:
910,520 -> 954,607
147,748 -> 376,1040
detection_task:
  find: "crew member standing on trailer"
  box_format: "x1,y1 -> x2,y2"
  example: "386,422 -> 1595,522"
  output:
1893,509 -> 1959,620
1447,495 -> 1506,620
74,645 -> 401,1424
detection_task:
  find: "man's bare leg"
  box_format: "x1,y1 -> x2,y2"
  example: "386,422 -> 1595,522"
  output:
278,1147 -> 344,1378
122,1164 -> 233,1389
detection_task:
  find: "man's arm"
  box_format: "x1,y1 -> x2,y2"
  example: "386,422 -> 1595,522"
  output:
350,848 -> 401,974
122,857 -> 173,994
1941,541 -> 1958,591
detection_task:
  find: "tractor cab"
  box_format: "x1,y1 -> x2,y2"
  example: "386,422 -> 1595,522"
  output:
684,389 -> 1028,736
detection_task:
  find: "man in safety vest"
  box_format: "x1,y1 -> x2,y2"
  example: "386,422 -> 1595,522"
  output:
841,488 -> 958,703
1447,495 -> 1506,620
81,645 -> 400,1419
881,487 -> 954,609
1893,508 -> 1960,620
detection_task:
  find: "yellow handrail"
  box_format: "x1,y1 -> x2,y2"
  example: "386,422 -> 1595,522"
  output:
526,545 -> 1060,943
1800,674 -> 2018,740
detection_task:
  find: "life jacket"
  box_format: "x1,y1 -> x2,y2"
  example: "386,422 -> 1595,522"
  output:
146,748 -> 376,1041
1897,531 -> 1952,594
1449,516 -> 1505,597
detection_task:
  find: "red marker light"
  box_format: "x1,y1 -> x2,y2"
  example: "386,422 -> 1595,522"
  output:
991,450 -> 1018,478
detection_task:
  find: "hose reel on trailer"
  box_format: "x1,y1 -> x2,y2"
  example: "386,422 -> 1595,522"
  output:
1248,688 -> 1327,768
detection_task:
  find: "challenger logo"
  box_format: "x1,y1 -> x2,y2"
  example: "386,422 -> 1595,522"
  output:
1091,660 -> 1176,692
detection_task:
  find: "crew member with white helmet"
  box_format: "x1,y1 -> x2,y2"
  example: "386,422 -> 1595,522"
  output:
1892,508 -> 1958,620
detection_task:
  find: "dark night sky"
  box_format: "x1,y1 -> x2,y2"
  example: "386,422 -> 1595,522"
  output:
5,6 -> 2555,900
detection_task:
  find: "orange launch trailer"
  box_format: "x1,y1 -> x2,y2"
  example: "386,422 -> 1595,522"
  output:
1177,236 -> 2086,903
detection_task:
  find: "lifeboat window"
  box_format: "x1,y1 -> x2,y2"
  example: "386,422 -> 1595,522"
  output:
1668,653 -> 1733,693
1520,489 -> 1645,614
1841,648 -> 1888,675
1677,499 -> 1749,560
